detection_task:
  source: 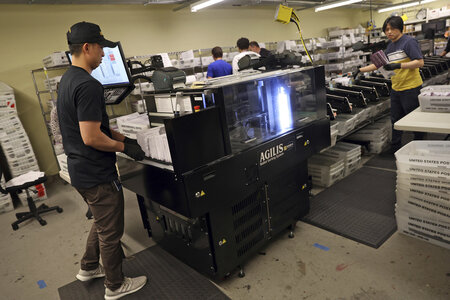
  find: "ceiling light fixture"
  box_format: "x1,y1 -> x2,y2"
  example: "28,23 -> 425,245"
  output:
378,1 -> 422,13
315,0 -> 363,12
191,0 -> 224,12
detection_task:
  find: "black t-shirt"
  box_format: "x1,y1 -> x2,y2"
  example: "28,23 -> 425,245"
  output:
57,66 -> 117,189
259,48 -> 272,58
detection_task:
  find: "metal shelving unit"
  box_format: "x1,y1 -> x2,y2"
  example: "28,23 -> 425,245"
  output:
31,65 -> 68,162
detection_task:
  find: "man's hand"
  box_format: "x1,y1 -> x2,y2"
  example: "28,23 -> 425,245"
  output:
440,51 -> 447,57
124,137 -> 139,146
384,63 -> 401,71
123,143 -> 145,161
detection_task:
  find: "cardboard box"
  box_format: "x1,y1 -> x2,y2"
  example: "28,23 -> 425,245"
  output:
42,52 -> 69,68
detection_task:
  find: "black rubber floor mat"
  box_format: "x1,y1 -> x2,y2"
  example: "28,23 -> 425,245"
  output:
58,246 -> 230,300
302,167 -> 397,248
364,152 -> 397,170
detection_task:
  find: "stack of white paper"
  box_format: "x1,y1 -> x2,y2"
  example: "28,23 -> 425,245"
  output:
137,126 -> 172,163
116,113 -> 150,138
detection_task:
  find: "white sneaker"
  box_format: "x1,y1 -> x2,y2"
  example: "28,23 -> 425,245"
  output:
104,276 -> 147,300
76,265 -> 106,281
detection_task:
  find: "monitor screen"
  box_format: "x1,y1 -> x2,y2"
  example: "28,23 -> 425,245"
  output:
434,19 -> 446,33
66,42 -> 130,86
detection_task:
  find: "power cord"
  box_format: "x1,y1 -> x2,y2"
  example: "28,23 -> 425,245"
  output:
290,11 -> 313,65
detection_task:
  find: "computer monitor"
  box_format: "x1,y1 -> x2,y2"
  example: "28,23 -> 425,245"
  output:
422,19 -> 447,38
66,41 -> 134,105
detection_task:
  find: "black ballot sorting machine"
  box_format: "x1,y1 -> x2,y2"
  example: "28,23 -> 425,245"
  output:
117,66 -> 330,279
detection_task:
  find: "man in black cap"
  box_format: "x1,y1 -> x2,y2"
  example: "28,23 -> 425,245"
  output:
57,21 -> 147,300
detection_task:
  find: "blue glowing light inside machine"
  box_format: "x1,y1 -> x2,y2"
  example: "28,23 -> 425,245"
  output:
277,86 -> 293,131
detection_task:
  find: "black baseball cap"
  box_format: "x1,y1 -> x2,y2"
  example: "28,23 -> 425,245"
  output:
67,21 -> 116,48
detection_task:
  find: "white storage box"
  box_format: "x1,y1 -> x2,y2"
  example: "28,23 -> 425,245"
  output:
44,75 -> 62,91
348,128 -> 388,144
9,162 -> 40,178
0,196 -> 14,214
308,155 -> 345,187
1,138 -> 31,153
365,105 -> 378,118
3,145 -> 34,161
330,129 -> 338,147
418,91 -> 450,112
346,155 -> 361,175
395,141 -> 450,178
421,85 -> 450,93
321,142 -> 361,176
379,99 -> 391,112
396,183 -> 450,205
322,142 -> 362,159
397,173 -> 450,192
396,187 -> 450,222
57,153 -> 68,172
396,211 -> 450,250
330,121 -> 339,132
350,121 -> 389,138
368,140 -> 388,154
0,93 -> 15,110
154,95 -> 192,113
43,52 -> 69,68
352,108 -> 370,125
335,114 -> 358,136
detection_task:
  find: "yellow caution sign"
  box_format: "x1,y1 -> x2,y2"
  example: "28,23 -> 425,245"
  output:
219,238 -> 227,246
200,190 -> 206,196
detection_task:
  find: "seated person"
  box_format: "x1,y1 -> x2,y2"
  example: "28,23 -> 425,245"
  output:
249,41 -> 272,58
232,37 -> 260,74
207,46 -> 232,78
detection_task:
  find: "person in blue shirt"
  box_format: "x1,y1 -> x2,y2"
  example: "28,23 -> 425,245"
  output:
206,46 -> 232,78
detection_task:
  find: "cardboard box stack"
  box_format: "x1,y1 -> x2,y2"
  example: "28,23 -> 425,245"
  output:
321,142 -> 362,177
57,153 -> 69,176
42,52 -> 69,68
347,119 -> 391,154
308,154 -> 345,188
0,82 -> 47,207
395,141 -> 450,250
0,174 -> 14,215
44,75 -> 62,91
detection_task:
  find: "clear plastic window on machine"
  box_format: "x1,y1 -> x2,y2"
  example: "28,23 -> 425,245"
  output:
221,68 -> 321,153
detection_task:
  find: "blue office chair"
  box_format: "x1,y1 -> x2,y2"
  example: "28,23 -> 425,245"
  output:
0,165 -> 63,230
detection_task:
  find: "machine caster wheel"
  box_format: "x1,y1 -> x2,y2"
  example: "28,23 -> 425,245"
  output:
57,207 -> 63,213
39,219 -> 47,226
238,269 -> 245,278
12,224 -> 18,231
288,231 -> 295,238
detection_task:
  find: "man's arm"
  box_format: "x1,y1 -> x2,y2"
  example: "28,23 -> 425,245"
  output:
110,128 -> 125,142
359,64 -> 378,72
442,39 -> 450,56
79,121 -> 124,152
399,59 -> 424,69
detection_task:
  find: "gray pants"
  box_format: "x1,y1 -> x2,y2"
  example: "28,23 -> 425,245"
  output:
76,180 -> 124,290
